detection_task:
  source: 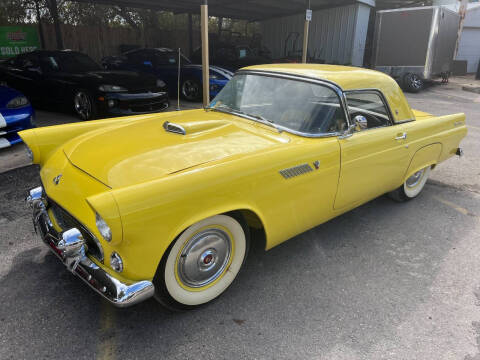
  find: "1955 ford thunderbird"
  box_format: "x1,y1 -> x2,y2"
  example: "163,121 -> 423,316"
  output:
21,64 -> 467,310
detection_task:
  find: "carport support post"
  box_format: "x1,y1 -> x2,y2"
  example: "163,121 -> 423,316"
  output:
302,2 -> 311,63
201,0 -> 210,107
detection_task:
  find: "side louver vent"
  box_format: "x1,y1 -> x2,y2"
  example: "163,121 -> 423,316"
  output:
279,163 -> 313,179
163,121 -> 186,135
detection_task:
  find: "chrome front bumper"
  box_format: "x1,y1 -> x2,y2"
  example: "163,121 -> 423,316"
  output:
27,187 -> 154,307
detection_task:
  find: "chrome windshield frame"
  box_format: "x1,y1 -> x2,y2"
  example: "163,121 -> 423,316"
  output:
209,70 -> 352,139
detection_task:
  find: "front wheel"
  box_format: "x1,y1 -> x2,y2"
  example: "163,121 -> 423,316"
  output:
389,166 -> 431,202
181,78 -> 202,101
73,90 -> 97,120
153,214 -> 249,311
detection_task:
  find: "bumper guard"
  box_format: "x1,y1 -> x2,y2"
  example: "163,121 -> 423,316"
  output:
27,186 -> 154,307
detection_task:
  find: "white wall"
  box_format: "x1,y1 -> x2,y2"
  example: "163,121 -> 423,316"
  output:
445,3 -> 480,73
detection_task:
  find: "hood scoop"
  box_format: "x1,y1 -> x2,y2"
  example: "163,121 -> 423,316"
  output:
163,121 -> 186,135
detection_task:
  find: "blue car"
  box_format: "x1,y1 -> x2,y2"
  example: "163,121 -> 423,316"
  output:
102,48 -> 233,101
0,85 -> 34,149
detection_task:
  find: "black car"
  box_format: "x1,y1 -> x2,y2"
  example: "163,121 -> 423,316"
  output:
102,48 -> 233,101
0,50 -> 169,120
191,43 -> 271,71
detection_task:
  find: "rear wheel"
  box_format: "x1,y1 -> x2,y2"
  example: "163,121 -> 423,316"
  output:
403,73 -> 424,93
153,214 -> 249,311
73,90 -> 97,120
389,166 -> 431,202
181,78 -> 202,101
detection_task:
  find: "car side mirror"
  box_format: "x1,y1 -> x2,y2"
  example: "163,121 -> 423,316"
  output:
353,115 -> 368,130
338,123 -> 356,139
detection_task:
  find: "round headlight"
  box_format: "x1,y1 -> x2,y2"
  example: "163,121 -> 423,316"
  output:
95,213 -> 112,242
156,79 -> 166,88
110,252 -> 123,272
7,96 -> 29,109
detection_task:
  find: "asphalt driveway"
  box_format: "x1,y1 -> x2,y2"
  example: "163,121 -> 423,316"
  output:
0,83 -> 479,360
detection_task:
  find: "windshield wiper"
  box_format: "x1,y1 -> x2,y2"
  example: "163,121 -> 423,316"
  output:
208,104 -> 280,131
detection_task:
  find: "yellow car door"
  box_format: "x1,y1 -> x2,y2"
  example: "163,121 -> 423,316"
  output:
334,91 -> 411,210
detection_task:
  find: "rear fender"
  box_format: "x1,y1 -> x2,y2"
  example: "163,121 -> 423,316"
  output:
404,143 -> 442,181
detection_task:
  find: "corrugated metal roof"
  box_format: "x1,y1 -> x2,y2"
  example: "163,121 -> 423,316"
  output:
70,0 -> 432,20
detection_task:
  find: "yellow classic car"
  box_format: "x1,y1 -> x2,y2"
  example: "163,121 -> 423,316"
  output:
21,64 -> 467,309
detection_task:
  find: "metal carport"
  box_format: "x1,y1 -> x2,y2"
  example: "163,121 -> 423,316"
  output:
47,0 -> 434,106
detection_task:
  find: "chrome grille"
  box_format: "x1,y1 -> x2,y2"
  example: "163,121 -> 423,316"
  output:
49,200 -> 104,262
279,164 -> 313,179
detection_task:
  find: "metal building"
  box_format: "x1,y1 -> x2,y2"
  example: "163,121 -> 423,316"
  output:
260,0 -> 375,66
455,3 -> 480,73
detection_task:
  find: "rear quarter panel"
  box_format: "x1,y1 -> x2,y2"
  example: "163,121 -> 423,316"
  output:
403,111 -> 467,180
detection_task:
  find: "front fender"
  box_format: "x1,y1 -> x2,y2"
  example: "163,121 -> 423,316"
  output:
19,115 -> 154,166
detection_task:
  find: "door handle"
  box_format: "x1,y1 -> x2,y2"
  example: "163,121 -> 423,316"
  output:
395,132 -> 407,140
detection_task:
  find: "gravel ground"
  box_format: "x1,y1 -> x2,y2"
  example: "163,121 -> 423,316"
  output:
0,83 -> 479,360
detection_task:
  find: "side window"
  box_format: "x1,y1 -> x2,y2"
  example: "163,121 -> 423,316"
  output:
127,51 -> 152,66
14,54 -> 40,70
155,53 -> 176,65
345,91 -> 391,131
39,56 -> 60,73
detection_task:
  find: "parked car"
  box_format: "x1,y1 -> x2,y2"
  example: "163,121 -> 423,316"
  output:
23,64 -> 466,309
191,43 -> 271,71
0,85 -> 34,149
0,50 -> 169,120
102,48 -> 234,101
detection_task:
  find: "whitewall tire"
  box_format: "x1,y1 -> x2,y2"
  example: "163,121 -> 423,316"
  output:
389,166 -> 431,202
154,214 -> 248,310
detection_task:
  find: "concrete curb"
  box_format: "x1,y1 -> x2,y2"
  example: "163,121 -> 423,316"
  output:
462,85 -> 480,94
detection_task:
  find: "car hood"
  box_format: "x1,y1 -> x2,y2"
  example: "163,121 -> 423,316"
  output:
63,110 -> 288,188
61,70 -> 158,90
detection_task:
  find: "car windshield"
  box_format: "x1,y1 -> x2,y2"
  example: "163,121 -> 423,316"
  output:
43,52 -> 101,72
209,73 -> 347,135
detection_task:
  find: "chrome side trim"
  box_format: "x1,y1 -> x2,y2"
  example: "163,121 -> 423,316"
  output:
27,187 -> 154,307
279,164 -> 313,179
163,121 -> 186,135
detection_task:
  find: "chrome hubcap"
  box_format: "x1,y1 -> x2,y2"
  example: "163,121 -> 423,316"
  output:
74,92 -> 91,119
182,80 -> 199,100
406,169 -> 424,188
411,74 -> 422,89
177,228 -> 232,288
